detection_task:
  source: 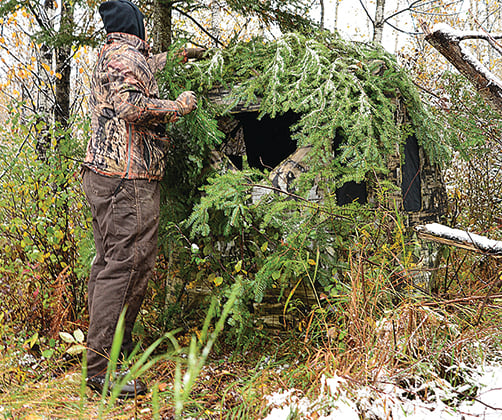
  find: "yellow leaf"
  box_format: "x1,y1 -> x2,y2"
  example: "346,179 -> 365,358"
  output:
41,62 -> 51,72
73,329 -> 85,343
59,332 -> 75,343
66,344 -> 86,355
213,276 -> 223,286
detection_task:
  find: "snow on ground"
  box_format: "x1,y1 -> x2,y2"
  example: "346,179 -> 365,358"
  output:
263,363 -> 502,419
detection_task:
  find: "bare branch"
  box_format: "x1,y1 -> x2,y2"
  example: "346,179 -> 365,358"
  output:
173,6 -> 224,47
358,0 -> 374,25
383,19 -> 423,36
384,0 -> 461,21
468,11 -> 502,57
423,22 -> 502,115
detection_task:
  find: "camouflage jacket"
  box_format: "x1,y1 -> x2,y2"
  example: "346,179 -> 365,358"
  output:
84,32 -> 186,180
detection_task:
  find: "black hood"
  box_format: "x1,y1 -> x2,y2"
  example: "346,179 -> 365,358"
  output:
99,0 -> 145,41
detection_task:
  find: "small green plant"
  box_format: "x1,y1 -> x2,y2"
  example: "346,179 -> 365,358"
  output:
172,284 -> 239,418
59,328 -> 86,356
73,285 -> 240,419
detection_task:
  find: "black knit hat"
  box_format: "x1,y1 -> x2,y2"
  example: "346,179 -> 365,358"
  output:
99,0 -> 145,40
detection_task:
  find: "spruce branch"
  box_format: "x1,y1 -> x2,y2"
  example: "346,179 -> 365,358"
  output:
242,183 -> 352,221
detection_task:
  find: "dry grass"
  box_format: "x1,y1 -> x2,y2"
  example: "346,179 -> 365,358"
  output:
0,334 -> 317,419
300,242 -> 502,406
2,235 -> 502,419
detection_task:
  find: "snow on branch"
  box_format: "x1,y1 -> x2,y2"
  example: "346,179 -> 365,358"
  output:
415,223 -> 502,257
432,23 -> 502,42
422,22 -> 502,115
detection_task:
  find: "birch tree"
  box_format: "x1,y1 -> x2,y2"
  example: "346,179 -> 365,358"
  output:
151,0 -> 173,53
373,0 -> 386,44
339,0 -> 462,47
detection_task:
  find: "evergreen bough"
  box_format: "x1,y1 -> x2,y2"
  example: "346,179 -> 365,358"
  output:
159,31 -> 449,199
153,32 -> 452,338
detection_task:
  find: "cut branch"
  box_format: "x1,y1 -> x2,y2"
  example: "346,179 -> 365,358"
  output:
415,223 -> 502,258
423,22 -> 502,115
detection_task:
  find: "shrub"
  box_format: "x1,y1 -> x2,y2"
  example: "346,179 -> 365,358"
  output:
0,105 -> 91,337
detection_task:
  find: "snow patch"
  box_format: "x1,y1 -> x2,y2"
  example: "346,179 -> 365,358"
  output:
432,23 -> 488,41
263,364 -> 502,419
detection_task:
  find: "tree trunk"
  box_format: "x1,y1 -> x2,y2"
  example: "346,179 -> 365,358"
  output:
319,0 -> 324,30
152,0 -> 173,53
55,0 -> 72,129
209,0 -> 221,47
36,0 -> 57,160
423,23 -> 502,115
394,0 -> 401,52
373,0 -> 386,45
333,0 -> 339,30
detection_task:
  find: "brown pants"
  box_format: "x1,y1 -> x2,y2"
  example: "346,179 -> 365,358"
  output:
82,168 -> 160,377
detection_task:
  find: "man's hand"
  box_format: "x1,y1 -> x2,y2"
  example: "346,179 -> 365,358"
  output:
176,91 -> 197,116
185,47 -> 206,60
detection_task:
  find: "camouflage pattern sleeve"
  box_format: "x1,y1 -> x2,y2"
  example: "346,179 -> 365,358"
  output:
147,51 -> 168,74
147,49 -> 188,74
107,46 -> 185,125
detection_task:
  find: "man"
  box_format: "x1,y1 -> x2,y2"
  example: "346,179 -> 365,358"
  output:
82,0 -> 199,398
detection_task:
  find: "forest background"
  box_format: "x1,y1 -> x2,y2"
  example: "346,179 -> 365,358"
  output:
1,0 -> 502,418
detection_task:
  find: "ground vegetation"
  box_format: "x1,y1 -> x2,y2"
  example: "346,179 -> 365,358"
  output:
0,1 -> 502,419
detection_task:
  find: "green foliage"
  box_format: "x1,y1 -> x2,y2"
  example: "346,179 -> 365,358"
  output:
187,171 -> 258,237
151,31 -> 452,341
156,34 -> 451,251
0,103 -> 91,335
178,169 -> 370,338
157,32 -> 450,222
182,32 -> 448,175
156,43 -> 225,223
